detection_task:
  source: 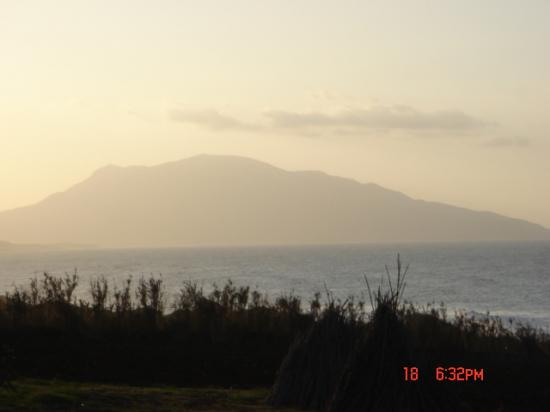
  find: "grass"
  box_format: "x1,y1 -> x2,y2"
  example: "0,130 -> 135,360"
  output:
0,379 -> 298,412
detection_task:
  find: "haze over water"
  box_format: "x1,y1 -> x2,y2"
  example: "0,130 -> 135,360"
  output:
1,241 -> 549,329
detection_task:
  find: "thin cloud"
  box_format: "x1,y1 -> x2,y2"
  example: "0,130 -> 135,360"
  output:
169,105 -> 489,136
169,109 -> 258,132
264,106 -> 487,133
483,137 -> 530,148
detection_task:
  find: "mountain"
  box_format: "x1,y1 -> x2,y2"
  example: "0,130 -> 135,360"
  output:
0,155 -> 548,247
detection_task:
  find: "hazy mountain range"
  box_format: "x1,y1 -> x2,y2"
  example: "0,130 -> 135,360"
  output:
0,154 -> 548,247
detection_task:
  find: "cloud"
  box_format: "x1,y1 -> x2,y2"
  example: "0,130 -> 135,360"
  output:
483,137 -> 530,148
169,109 -> 258,132
169,105 -> 488,137
264,106 -> 487,133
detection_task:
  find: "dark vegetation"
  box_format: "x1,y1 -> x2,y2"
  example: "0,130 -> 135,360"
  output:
0,257 -> 549,411
0,272 -> 309,386
270,257 -> 550,411
0,379 -> 296,412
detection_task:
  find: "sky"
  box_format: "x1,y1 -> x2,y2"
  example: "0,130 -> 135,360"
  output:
1,0 -> 549,227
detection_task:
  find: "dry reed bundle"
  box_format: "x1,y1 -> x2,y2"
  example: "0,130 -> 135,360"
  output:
269,301 -> 362,410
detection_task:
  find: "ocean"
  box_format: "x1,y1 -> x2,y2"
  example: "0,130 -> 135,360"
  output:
1,241 -> 549,329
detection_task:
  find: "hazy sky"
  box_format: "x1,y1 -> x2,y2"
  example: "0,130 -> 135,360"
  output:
1,1 -> 549,227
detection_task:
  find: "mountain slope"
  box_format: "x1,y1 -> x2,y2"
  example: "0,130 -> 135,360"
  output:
0,155 -> 548,246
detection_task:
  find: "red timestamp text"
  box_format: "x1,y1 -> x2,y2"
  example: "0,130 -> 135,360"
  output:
403,366 -> 485,382
435,366 -> 484,381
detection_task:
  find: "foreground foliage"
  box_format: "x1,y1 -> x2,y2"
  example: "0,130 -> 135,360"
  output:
270,257 -> 550,411
1,273 -> 309,385
1,259 -> 549,411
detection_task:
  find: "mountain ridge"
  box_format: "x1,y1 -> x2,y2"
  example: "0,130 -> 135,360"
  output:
0,154 -> 548,247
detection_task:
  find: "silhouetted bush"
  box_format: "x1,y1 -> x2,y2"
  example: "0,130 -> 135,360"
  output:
0,345 -> 15,390
0,273 -> 311,386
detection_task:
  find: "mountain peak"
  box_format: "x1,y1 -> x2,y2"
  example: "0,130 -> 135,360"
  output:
180,154 -> 281,168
